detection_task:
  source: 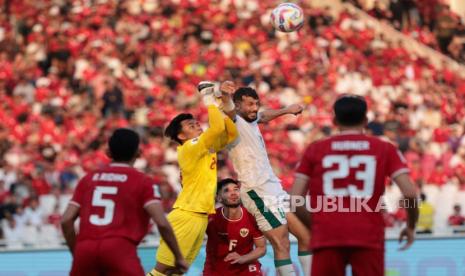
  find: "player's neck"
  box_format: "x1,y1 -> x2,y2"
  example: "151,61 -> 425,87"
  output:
337,126 -> 364,134
222,206 -> 243,221
110,161 -> 133,167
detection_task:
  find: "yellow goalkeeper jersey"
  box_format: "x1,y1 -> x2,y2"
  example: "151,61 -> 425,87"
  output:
173,105 -> 237,214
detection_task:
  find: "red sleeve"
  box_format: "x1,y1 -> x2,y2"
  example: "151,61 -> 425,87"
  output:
70,175 -> 89,208
141,176 -> 162,208
296,144 -> 314,177
385,142 -> 409,178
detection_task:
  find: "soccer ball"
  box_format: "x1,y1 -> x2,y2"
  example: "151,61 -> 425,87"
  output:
270,3 -> 304,33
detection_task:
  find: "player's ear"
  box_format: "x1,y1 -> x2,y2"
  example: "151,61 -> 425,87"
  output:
215,193 -> 223,203
105,148 -> 112,159
332,117 -> 339,127
177,132 -> 186,142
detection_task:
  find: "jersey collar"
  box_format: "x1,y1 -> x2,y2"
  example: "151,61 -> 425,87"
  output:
109,163 -> 131,167
221,207 -> 243,222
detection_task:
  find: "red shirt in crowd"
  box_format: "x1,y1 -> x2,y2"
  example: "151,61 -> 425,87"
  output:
448,214 -> 465,226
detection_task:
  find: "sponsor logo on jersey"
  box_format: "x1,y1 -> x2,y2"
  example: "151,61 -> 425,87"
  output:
249,264 -> 257,272
240,228 -> 249,237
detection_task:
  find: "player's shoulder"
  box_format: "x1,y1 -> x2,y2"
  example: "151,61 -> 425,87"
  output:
242,206 -> 256,221
178,137 -> 202,153
208,207 -> 223,222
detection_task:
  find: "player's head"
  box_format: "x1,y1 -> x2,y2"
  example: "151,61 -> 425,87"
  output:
164,113 -> 202,145
108,128 -> 140,162
217,178 -> 241,208
333,95 -> 368,128
420,193 -> 427,202
233,87 -> 260,122
454,204 -> 461,214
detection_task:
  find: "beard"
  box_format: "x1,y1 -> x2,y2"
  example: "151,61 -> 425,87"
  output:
240,112 -> 258,123
223,202 -> 241,208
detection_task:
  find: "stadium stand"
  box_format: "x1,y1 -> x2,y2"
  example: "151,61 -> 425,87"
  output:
0,0 -> 464,247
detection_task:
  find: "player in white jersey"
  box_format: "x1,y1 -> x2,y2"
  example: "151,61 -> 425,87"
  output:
220,84 -> 311,276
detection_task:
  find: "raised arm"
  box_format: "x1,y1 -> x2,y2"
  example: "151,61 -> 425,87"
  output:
198,105 -> 226,151
258,104 -> 303,124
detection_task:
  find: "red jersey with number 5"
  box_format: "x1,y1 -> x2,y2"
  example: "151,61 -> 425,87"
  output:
203,206 -> 263,276
70,164 -> 161,244
296,133 -> 409,249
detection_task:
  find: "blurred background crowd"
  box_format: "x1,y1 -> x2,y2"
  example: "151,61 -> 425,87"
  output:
345,0 -> 465,62
0,0 -> 464,248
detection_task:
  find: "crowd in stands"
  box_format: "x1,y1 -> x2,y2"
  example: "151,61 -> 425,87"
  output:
0,0 -> 464,247
345,0 -> 465,62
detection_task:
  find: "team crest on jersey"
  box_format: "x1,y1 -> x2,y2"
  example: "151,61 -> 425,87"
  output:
240,228 -> 249,237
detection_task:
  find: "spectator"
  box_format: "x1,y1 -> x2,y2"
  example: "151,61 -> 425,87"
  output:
23,197 -> 44,227
434,4 -> 459,54
427,162 -> 448,186
47,204 -> 61,230
417,193 -> 435,234
101,78 -> 125,117
448,204 -> 465,226
13,206 -> 28,227
2,214 -> 24,249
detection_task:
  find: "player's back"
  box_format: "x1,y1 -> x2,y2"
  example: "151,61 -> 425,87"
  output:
297,132 -> 409,249
71,164 -> 158,244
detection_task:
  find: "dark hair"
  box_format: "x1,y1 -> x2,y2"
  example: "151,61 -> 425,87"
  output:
233,87 -> 259,103
420,193 -> 426,202
108,128 -> 140,162
164,113 -> 194,144
217,178 -> 239,194
333,95 -> 367,126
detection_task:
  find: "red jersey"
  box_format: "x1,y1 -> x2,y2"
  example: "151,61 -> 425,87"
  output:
296,133 -> 409,249
70,164 -> 161,244
204,206 -> 263,276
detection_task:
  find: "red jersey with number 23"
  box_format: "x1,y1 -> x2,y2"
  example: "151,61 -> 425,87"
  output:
70,164 -> 161,244
203,206 -> 263,276
296,133 -> 409,250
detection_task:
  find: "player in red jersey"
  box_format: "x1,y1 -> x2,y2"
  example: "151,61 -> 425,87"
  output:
61,128 -> 188,276
291,95 -> 419,276
204,178 -> 266,276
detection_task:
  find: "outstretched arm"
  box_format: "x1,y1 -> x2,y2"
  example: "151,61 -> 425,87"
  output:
258,104 -> 303,124
198,105 -> 226,151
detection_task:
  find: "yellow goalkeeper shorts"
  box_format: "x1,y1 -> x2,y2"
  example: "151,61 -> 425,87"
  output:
155,208 -> 208,266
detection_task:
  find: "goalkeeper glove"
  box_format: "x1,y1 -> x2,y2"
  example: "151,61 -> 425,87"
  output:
198,81 -> 222,107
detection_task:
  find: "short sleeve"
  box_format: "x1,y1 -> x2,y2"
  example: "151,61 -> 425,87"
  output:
141,177 -> 162,208
385,142 -> 409,178
296,144 -> 315,178
70,175 -> 89,208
